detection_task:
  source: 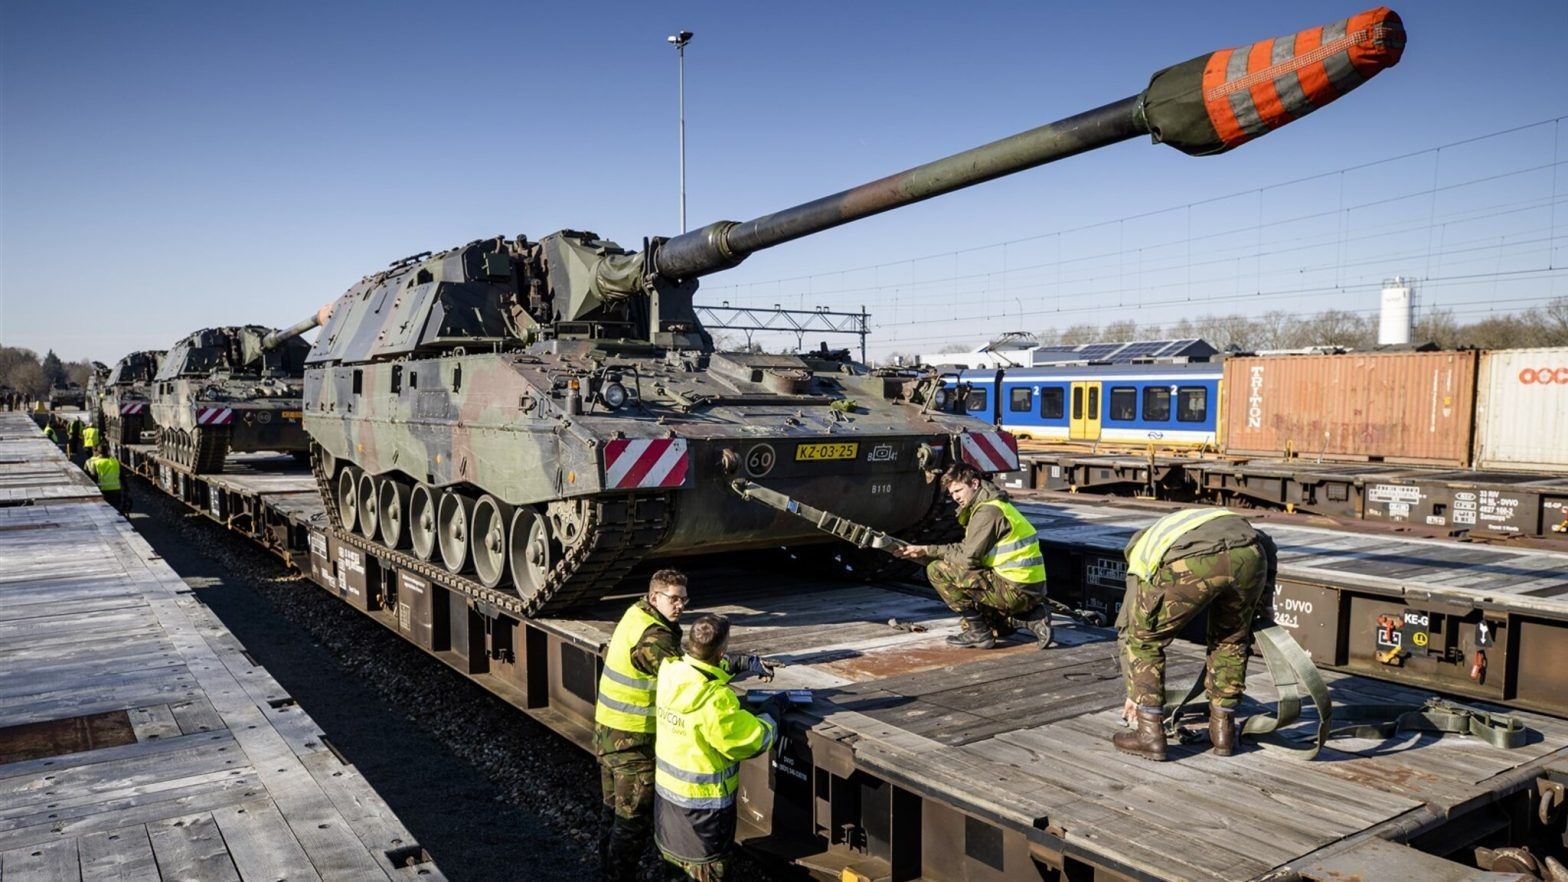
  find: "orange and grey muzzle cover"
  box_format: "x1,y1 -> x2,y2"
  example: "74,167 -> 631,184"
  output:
1142,7 -> 1406,156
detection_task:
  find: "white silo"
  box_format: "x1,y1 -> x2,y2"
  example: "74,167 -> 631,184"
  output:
1378,277 -> 1413,346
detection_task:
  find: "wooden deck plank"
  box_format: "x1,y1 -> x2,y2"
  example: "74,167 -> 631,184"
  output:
0,837 -> 81,882
147,813 -> 242,882
77,825 -> 159,882
211,800 -> 322,882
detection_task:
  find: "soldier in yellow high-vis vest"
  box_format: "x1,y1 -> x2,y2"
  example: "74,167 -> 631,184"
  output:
653,614 -> 789,881
83,444 -> 127,514
1113,507 -> 1277,761
894,462 -> 1052,649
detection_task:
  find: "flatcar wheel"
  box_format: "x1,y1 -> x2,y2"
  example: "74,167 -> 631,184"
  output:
508,509 -> 554,602
336,466 -> 361,533
409,484 -> 438,561
356,471 -> 379,540
378,478 -> 412,549
437,491 -> 476,574
470,495 -> 512,589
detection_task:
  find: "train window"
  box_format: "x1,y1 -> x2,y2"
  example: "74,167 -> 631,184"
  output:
1009,388 -> 1032,412
1087,386 -> 1099,418
1177,386 -> 1208,422
1143,387 -> 1171,421
1071,387 -> 1083,420
1040,388 -> 1064,420
966,389 -> 988,412
1109,387 -> 1136,421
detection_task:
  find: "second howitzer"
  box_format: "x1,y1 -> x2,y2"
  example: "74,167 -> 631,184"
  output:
151,306 -> 331,473
299,8 -> 1404,616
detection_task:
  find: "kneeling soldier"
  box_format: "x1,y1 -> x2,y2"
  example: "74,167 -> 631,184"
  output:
894,462 -> 1052,648
1114,507 -> 1277,761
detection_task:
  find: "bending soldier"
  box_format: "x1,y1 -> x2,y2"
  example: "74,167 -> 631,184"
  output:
1114,507 -> 1277,761
654,614 -> 789,882
83,443 -> 128,515
894,462 -> 1052,649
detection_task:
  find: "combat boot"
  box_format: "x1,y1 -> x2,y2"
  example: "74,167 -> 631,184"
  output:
982,610 -> 1016,640
1011,605 -> 1054,648
946,613 -> 996,649
1209,706 -> 1237,756
1112,707 -> 1168,761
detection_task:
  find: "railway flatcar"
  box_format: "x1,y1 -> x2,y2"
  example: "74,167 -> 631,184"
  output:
945,362 -> 1223,447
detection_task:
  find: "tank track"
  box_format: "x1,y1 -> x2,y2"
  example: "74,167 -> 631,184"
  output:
159,426 -> 231,474
311,446 -> 674,618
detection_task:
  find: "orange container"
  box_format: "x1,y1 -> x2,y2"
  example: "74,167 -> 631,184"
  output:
1222,351 -> 1477,465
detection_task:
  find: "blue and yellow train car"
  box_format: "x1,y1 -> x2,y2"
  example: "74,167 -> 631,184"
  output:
946,362 -> 1223,448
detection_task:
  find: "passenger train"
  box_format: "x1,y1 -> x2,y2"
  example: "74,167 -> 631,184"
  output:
943,362 -> 1223,447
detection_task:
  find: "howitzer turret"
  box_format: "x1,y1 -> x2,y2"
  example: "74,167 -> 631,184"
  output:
301,8 -> 1404,615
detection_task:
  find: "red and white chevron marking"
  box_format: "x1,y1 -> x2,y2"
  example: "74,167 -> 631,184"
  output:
957,430 -> 1019,473
120,402 -> 146,414
602,438 -> 689,490
195,406 -> 235,426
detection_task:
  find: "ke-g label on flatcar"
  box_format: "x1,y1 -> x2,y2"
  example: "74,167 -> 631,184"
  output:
281,410 -> 303,420
795,442 -> 859,462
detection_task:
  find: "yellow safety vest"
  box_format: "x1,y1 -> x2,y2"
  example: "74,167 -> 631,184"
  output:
654,655 -> 776,862
83,426 -> 100,448
85,456 -> 122,492
595,603 -> 667,733
978,499 -> 1046,585
1125,507 -> 1236,582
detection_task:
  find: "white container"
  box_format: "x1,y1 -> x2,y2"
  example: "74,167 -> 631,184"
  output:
1474,347 -> 1568,472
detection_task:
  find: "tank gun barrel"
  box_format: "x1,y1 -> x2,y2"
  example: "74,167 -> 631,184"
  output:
263,304 -> 335,350
652,7 -> 1404,281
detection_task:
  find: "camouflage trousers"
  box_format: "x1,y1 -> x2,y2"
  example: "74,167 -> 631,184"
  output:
598,737 -> 655,882
927,558 -> 1042,618
661,851 -> 732,882
1120,541 -> 1267,710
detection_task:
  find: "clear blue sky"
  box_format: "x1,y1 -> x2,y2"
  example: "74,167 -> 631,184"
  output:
3,0 -> 1564,362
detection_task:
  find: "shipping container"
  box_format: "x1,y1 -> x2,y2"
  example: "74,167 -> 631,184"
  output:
1222,351 -> 1477,466
1474,347 -> 1568,472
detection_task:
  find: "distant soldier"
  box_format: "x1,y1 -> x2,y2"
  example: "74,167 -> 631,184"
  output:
82,422 -> 101,450
653,614 -> 789,882
1113,508 -> 1277,761
594,570 -> 774,882
67,418 -> 84,458
83,443 -> 128,515
43,418 -> 64,449
893,461 -> 1053,648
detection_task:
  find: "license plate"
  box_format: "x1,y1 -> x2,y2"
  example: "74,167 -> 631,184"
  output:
795,442 -> 859,462
281,410 -> 302,420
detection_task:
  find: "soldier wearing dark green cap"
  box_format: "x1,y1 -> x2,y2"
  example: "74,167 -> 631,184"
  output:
894,461 -> 1052,649
1114,508 -> 1276,761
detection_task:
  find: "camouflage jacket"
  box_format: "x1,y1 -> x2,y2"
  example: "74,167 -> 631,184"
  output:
594,599 -> 682,753
1124,515 -> 1278,583
929,480 -> 1013,579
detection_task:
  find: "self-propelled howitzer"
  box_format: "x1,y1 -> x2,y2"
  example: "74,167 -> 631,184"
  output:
151,310 -> 330,472
302,8 -> 1404,614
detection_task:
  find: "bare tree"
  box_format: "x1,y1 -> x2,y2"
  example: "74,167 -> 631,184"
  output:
1101,319 -> 1139,341
1413,307 -> 1460,349
1058,324 -> 1101,345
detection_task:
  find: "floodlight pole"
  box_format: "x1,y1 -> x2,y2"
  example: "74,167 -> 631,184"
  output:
667,30 -> 694,233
